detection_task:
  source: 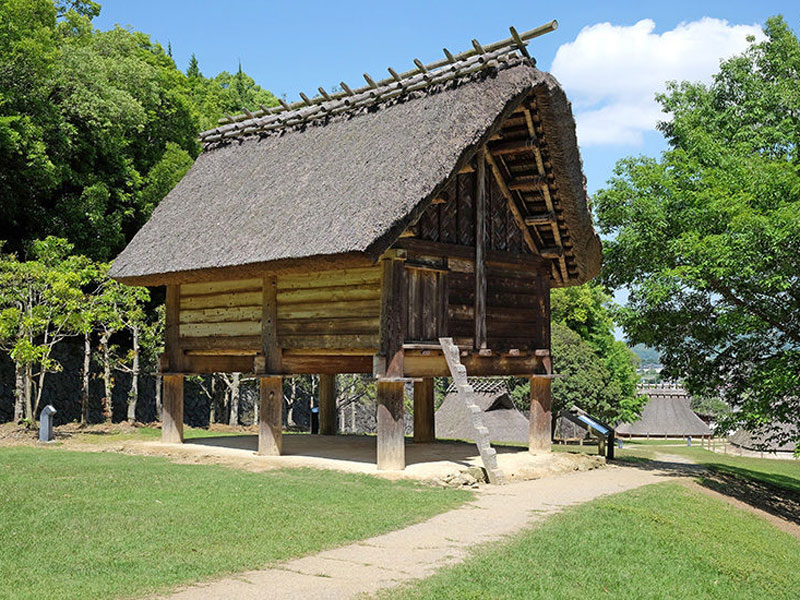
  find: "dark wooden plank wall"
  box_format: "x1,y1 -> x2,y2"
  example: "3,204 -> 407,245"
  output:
405,267 -> 448,342
447,266 -> 549,351
417,172 -> 531,255
413,171 -> 547,352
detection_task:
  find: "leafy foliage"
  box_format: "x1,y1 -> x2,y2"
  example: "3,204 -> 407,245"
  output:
508,283 -> 643,425
0,237 -> 92,419
511,321 -> 642,425
0,0 -> 278,261
594,17 -> 800,442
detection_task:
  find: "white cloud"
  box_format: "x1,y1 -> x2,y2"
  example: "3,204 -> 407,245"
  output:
551,18 -> 763,147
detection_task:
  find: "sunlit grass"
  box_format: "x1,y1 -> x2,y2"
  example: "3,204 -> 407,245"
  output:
386,482 -> 800,600
0,447 -> 470,600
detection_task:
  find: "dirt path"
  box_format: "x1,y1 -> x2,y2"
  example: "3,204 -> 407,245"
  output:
158,465 -> 674,600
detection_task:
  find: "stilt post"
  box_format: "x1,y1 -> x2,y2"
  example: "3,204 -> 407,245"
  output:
258,376 -> 283,455
413,377 -> 435,443
529,375 -> 552,453
162,374 -> 184,443
377,381 -> 405,470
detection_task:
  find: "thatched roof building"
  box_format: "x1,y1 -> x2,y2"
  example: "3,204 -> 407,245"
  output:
109,22 -> 602,472
110,39 -> 599,286
729,422 -> 798,454
436,379 -> 529,444
616,385 -> 710,438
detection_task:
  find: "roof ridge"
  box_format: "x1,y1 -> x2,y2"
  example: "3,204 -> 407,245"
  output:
200,21 -> 557,145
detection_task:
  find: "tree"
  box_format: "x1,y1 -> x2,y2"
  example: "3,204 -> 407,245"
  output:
548,283 -> 643,422
0,1 -> 279,261
594,17 -> 800,443
511,323 -> 643,425
93,270 -> 148,423
0,237 -> 89,421
139,304 -> 165,419
186,53 -> 201,79
110,282 -> 150,422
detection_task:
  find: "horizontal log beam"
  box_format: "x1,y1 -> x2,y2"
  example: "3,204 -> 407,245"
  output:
509,178 -> 545,192
394,233 -> 548,273
524,211 -> 556,226
403,351 -> 545,377
488,138 -> 539,156
539,246 -> 564,259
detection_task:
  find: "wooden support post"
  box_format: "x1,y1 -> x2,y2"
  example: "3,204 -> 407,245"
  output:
319,373 -> 336,435
377,381 -> 405,470
162,374 -> 184,443
529,376 -> 552,453
413,377 -> 435,443
262,275 -> 281,373
475,147 -> 487,350
377,252 -> 405,378
258,376 -> 283,455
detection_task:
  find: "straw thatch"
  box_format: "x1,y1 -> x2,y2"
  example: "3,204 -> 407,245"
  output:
729,422 -> 798,453
616,386 -> 711,437
435,379 -> 529,444
109,52 -> 599,287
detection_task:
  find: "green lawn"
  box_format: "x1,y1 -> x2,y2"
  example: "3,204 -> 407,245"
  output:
385,482 -> 800,600
618,444 -> 800,494
0,447 -> 470,600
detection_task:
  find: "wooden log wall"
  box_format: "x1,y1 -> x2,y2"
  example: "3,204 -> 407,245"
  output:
447,263 -> 549,351
174,267 -> 383,374
178,278 -> 263,353
276,266 -> 382,351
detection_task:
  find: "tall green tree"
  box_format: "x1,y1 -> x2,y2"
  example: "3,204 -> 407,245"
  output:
510,284 -> 643,425
0,237 -> 91,421
0,0 -> 278,260
594,16 -> 800,443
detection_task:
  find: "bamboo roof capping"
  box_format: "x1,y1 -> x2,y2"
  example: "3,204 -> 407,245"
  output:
199,20 -> 558,145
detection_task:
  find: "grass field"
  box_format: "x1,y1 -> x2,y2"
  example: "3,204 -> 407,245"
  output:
0,447 -> 470,600
618,444 -> 800,494
385,482 -> 800,600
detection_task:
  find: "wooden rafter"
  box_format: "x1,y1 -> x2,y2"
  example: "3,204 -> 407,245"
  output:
521,105 -> 569,282
539,184 -> 569,280
485,150 -> 543,254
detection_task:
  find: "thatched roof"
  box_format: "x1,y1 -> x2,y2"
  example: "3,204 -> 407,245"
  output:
729,422 -> 798,453
110,31 -> 600,286
436,379 -> 529,444
616,387 -> 710,437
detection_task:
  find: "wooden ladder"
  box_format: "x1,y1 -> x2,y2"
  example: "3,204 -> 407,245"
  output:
439,337 -> 504,484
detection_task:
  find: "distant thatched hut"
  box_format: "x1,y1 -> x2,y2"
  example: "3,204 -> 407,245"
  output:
436,379 -> 529,444
729,422 -> 797,455
616,385 -> 710,438
109,23 -> 602,470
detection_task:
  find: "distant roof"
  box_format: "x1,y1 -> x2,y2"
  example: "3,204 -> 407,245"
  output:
729,422 -> 798,453
436,380 -> 529,444
616,395 -> 711,437
110,26 -> 600,287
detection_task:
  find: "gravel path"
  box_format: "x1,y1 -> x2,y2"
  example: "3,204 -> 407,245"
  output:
159,464 -> 674,600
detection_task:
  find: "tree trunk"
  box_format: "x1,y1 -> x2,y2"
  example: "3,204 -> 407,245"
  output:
13,363 -> 25,423
155,373 -> 163,420
101,331 -> 112,424
208,375 -> 217,425
228,373 -> 240,426
24,363 -> 33,422
253,380 -> 259,426
81,330 -> 91,425
127,325 -> 140,422
34,363 -> 46,418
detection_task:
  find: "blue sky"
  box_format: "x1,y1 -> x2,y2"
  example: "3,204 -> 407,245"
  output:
94,1 -> 799,196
